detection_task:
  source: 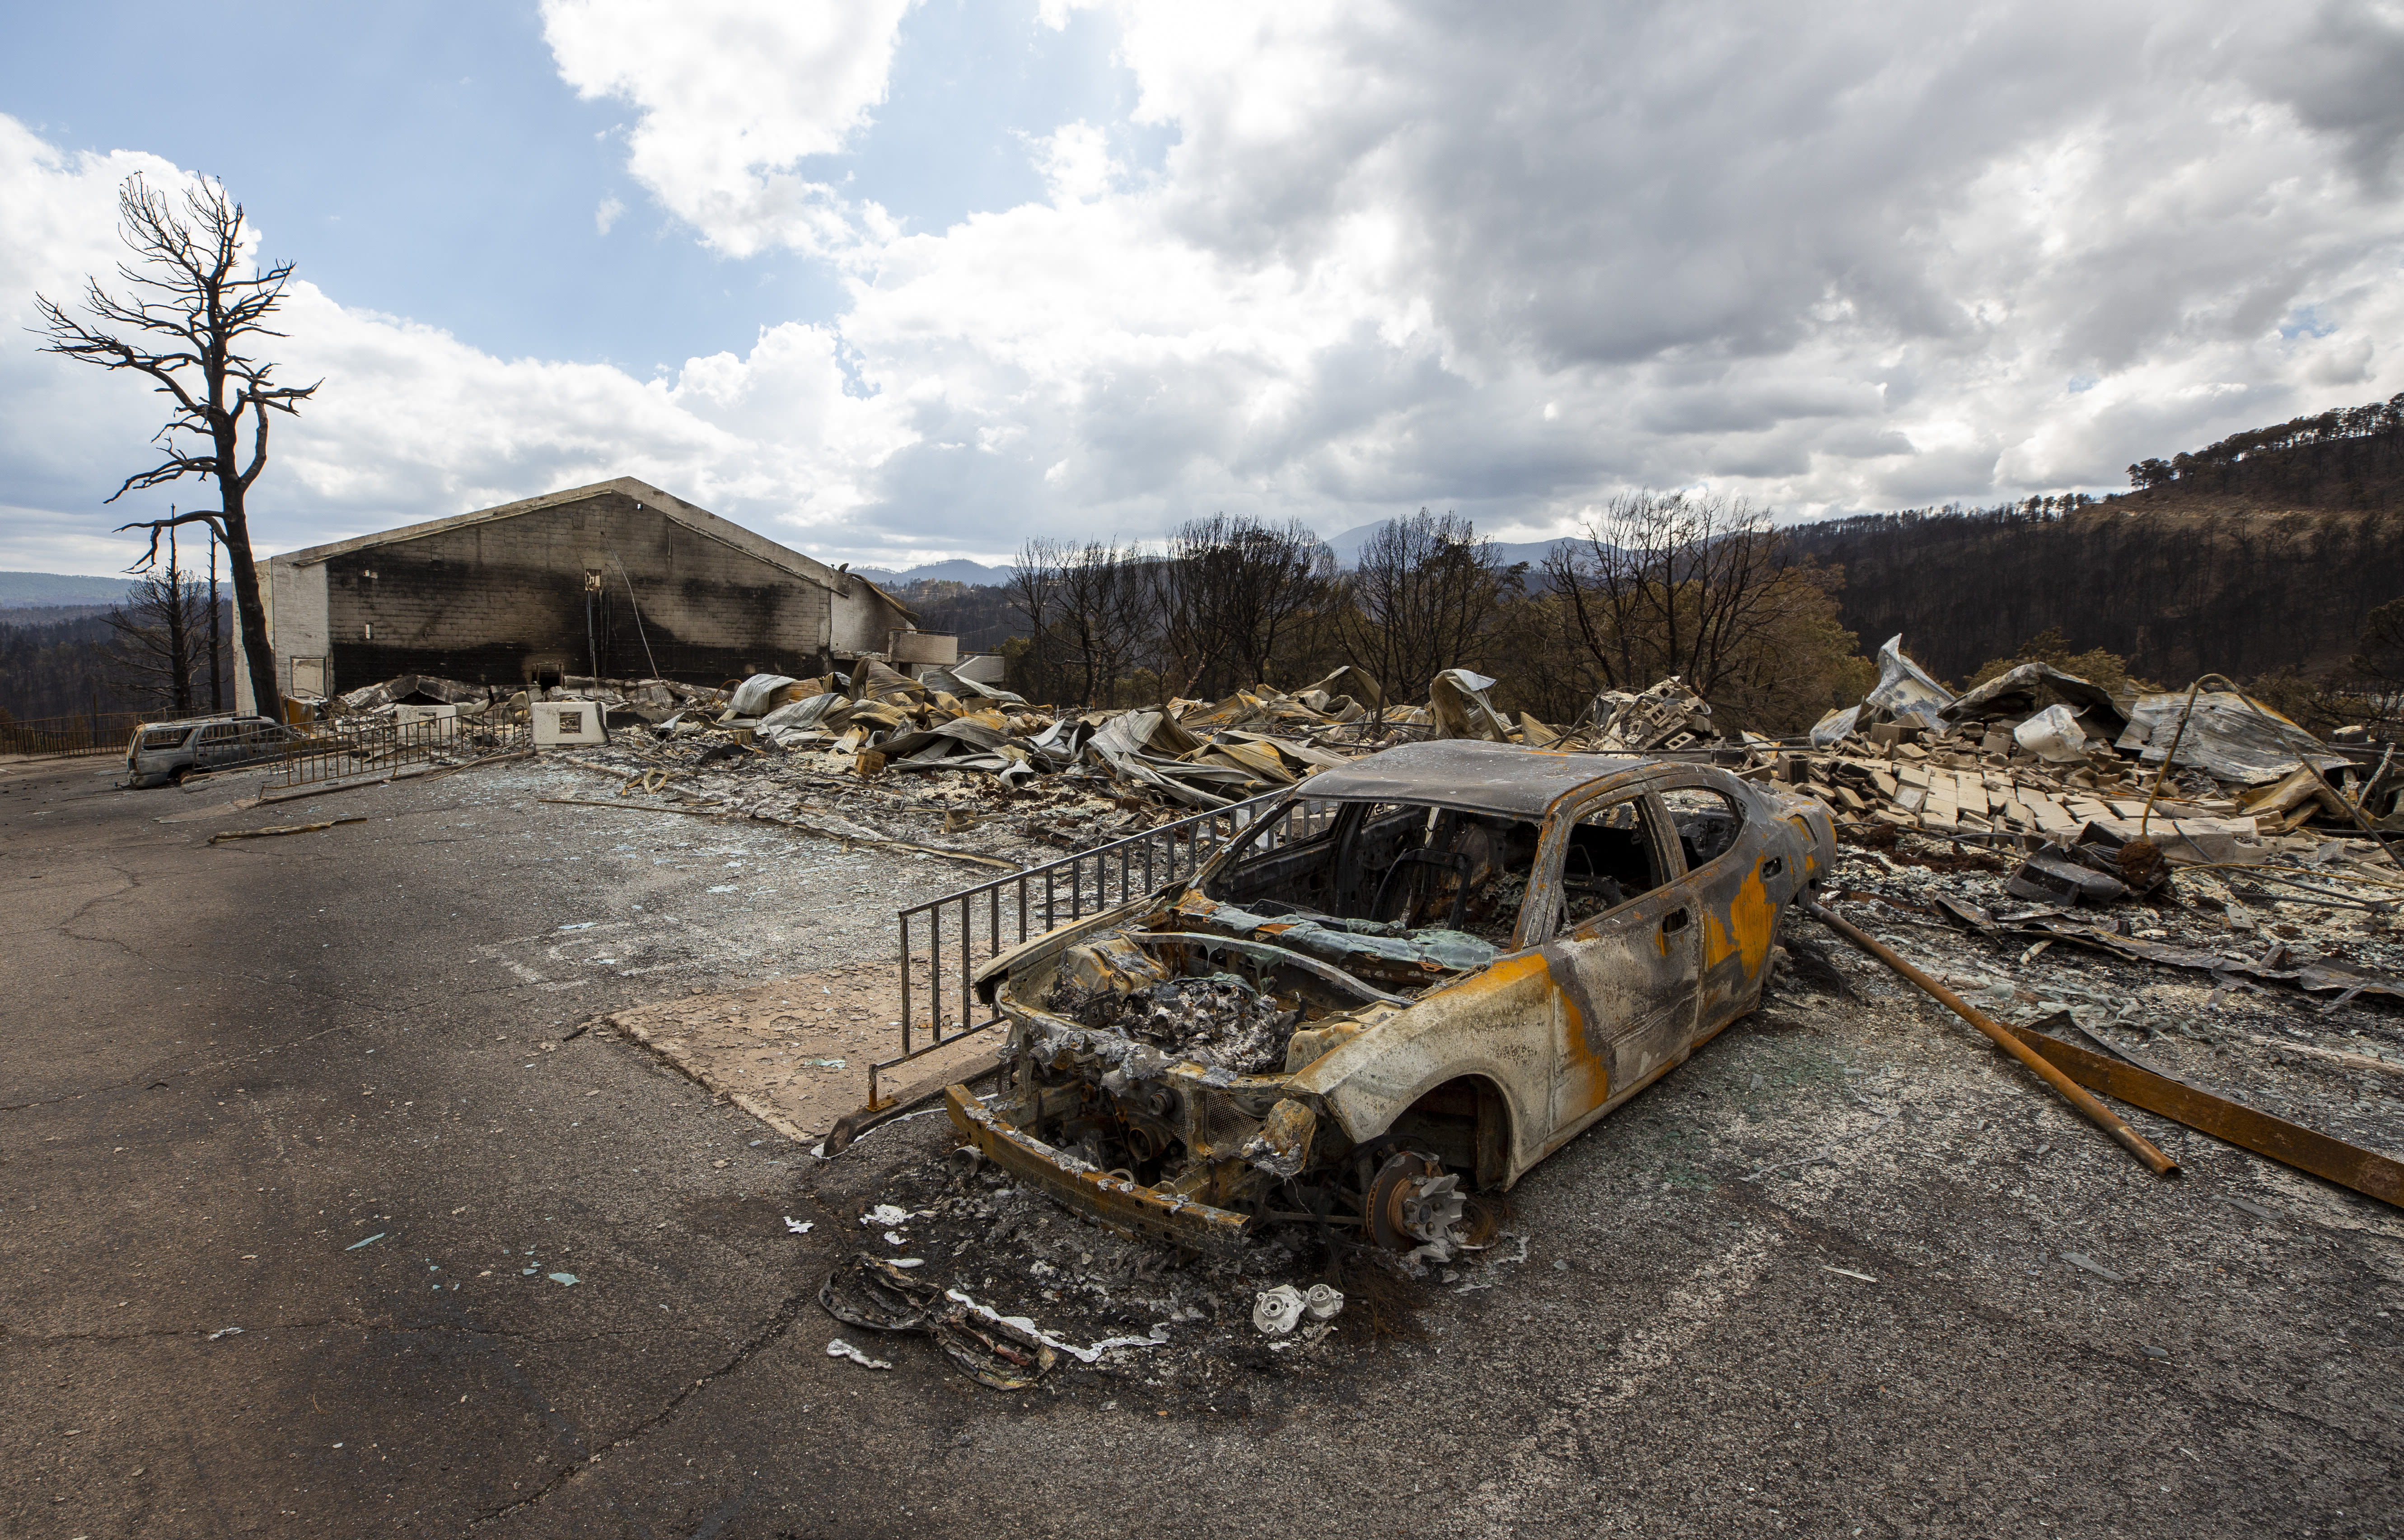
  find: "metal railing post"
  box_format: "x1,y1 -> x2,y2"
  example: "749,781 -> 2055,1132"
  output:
947,889 -> 966,1033
930,911 -> 944,1033
872,790 -> 1290,1100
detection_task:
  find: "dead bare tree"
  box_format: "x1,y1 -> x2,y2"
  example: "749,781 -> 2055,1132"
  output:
1010,538 -> 1154,706
1541,491 -> 1790,700
34,173 -> 318,719
1006,542 -> 1066,702
206,527 -> 224,713
1151,514 -> 1335,700
1341,510 -> 1518,709
102,523 -> 205,714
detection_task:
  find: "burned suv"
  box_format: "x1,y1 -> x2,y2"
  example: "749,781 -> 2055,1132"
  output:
950,740 -> 1835,1259
124,714 -> 304,787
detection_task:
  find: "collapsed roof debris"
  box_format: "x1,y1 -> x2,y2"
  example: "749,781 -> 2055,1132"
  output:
1791,646 -> 2400,865
305,658 -> 1735,868
314,626 -> 2400,881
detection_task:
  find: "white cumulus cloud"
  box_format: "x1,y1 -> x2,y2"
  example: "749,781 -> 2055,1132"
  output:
540,0 -> 917,259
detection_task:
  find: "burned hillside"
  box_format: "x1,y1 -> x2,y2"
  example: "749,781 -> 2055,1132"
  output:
1781,392 -> 2404,686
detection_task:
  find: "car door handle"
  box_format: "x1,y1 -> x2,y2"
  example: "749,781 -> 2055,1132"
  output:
1661,908 -> 1690,934
1762,857 -> 1783,880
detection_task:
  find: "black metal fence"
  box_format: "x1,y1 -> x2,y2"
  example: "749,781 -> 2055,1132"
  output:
265,713 -> 529,789
877,789 -> 1342,1105
0,712 -> 144,761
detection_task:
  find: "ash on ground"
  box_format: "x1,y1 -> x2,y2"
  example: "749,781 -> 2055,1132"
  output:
799,1121 -> 1514,1399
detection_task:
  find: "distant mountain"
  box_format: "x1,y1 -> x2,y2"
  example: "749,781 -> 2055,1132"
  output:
850,558 -> 1014,588
852,536 -> 1595,587
1319,520 -> 1575,571
0,571 -> 137,608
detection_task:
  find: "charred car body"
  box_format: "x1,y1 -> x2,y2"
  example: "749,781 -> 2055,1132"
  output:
949,740 -> 1835,1259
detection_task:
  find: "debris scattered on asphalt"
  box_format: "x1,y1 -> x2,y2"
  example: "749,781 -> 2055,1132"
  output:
1252,1284 -> 1306,1337
2063,1252 -> 2124,1283
345,1232 -> 386,1251
2008,1025 -> 2404,1209
818,1252 -> 1069,1389
208,815 -> 368,845
825,1338 -> 893,1371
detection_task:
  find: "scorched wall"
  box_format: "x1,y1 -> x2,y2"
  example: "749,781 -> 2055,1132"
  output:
318,488 -> 835,690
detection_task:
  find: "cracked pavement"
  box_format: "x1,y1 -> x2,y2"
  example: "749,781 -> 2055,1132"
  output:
3,753 -> 2402,1537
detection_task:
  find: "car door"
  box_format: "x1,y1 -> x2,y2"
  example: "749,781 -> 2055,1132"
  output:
1655,773 -> 1784,1041
1532,788 -> 1702,1140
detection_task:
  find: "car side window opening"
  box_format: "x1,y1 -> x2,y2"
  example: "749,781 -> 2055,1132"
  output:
1559,796 -> 1672,929
1660,786 -> 1745,870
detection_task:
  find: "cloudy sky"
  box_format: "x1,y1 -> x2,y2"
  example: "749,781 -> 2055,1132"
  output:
3,0 -> 2400,576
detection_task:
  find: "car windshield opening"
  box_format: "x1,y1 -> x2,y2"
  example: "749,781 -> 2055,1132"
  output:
1208,798 -> 1543,947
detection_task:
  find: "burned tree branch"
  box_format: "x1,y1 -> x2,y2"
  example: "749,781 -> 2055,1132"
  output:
116,509 -> 231,570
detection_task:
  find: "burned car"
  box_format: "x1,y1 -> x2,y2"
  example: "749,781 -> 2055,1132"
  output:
948,740 -> 1835,1259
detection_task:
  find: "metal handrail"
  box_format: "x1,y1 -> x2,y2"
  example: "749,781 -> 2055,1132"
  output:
266,713 -> 529,789
0,711 -> 145,760
876,788 -> 1341,1106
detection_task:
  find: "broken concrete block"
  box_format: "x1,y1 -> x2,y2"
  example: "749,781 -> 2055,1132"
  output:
2004,847 -> 2128,906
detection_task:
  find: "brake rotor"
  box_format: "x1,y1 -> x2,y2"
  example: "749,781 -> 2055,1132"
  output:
1366,1150 -> 1465,1252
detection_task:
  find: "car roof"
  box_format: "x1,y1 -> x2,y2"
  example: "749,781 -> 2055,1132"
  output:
140,714 -> 271,729
1299,739 -> 1667,818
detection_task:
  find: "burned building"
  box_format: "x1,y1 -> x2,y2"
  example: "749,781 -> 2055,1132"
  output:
236,478 -> 917,710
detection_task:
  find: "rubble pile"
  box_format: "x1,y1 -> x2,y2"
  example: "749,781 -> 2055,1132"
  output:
314,627 -> 2399,882
1772,635 -> 2400,869
1798,823 -> 2404,1066
309,660 -> 1616,864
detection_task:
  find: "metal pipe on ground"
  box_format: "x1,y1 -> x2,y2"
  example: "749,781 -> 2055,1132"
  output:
2010,1026 -> 2402,1208
1801,895 -> 2180,1178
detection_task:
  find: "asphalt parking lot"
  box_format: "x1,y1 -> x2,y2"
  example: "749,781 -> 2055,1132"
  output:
3,753 -> 2399,1538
